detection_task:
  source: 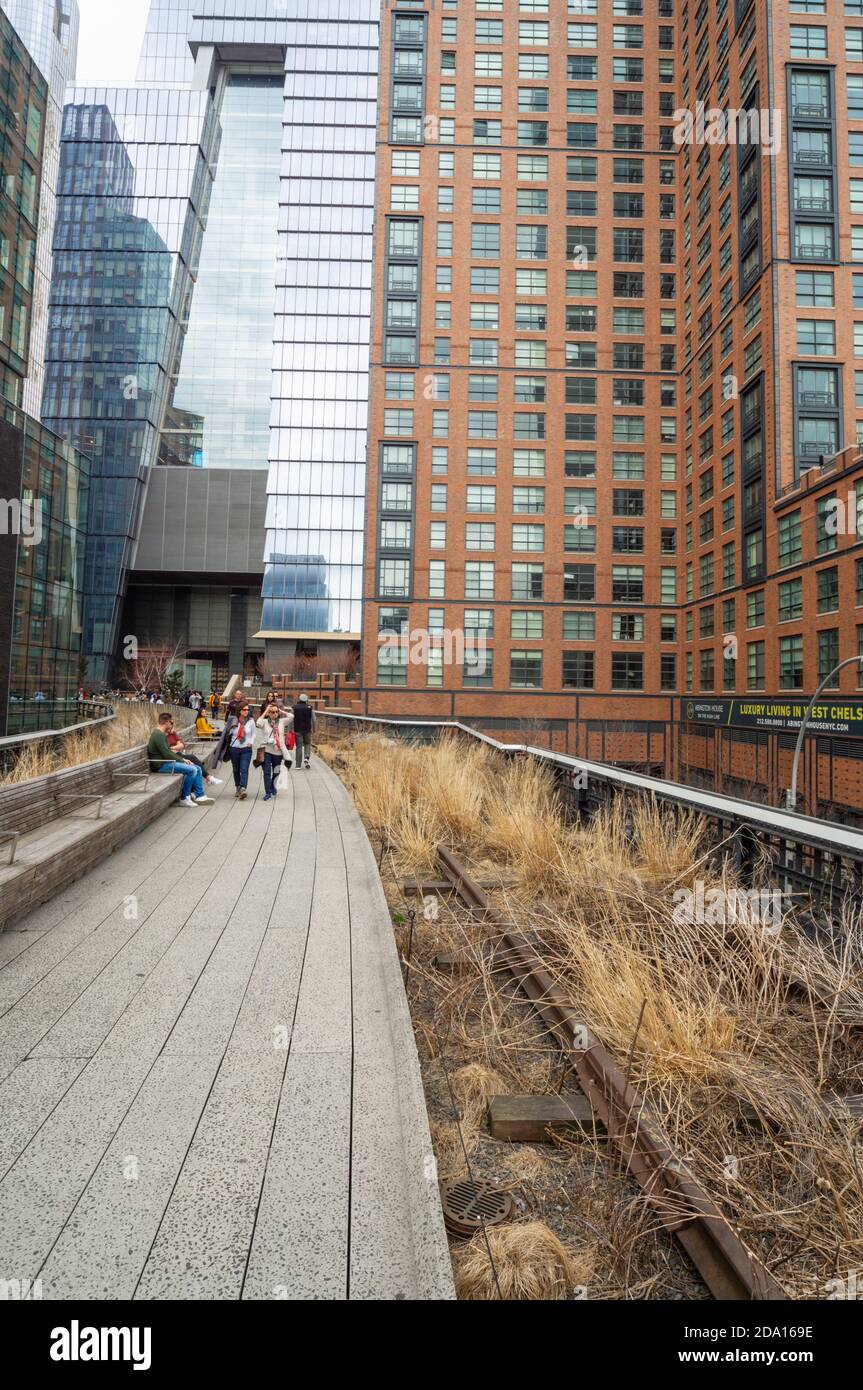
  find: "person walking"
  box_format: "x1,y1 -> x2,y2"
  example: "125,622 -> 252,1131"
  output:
292,693 -> 314,770
227,701 -> 256,799
255,701 -> 294,801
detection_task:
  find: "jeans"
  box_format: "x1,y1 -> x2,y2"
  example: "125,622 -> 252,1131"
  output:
172,751 -> 205,771
263,751 -> 283,795
295,731 -> 312,765
230,745 -> 253,789
157,761 -> 204,800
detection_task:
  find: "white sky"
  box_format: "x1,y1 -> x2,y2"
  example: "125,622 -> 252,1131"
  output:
74,0 -> 151,85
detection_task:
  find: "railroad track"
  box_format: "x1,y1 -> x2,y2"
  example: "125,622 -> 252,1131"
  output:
436,844 -> 788,1302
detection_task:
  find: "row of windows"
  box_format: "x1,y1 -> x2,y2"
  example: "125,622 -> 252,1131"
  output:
377,648 -> 670,691
383,410 -> 678,443
396,152 -> 674,182
378,629 -> 861,695
380,442 -> 679,480
377,605 -> 677,641
377,558 -> 676,602
382,481 -> 679,515
382,521 -> 668,552
684,629 -> 862,694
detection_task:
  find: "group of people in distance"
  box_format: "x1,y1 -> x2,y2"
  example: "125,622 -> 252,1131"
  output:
146,691 -> 316,807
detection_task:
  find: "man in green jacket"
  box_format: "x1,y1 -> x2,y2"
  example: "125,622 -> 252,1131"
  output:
147,713 -> 214,807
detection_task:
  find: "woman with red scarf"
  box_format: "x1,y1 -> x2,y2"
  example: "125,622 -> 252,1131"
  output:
228,702 -> 256,799
255,701 -> 294,801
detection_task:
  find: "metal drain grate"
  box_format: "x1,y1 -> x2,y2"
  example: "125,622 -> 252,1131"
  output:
440,1177 -> 514,1238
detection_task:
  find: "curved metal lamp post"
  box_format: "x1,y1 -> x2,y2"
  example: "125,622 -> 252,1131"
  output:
786,655 -> 863,810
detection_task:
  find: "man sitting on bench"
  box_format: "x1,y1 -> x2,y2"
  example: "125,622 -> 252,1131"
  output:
147,713 -> 214,807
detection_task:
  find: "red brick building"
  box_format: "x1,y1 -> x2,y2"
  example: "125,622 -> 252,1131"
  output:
361,0 -> 863,818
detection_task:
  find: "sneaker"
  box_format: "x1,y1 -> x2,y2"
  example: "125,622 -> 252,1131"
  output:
195,794 -> 215,805
179,797 -> 198,808
207,775 -> 223,785
263,793 -> 273,802
304,761 -> 311,770
239,788 -> 247,800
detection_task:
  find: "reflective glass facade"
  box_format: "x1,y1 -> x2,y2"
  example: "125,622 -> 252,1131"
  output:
0,400 -> 89,733
141,0 -> 380,641
45,0 -> 380,677
158,74 -> 283,470
262,1 -> 380,637
0,6 -> 47,406
43,89 -> 217,679
2,0 -> 79,419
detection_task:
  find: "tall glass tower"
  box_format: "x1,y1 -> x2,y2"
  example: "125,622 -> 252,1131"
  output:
2,0 -> 80,420
43,0 -> 380,682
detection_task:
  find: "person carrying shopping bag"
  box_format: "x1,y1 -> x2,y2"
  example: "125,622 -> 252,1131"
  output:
227,701 -> 256,799
255,701 -> 294,801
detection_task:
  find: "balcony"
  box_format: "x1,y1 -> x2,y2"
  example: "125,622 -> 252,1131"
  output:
793,102 -> 829,120
798,389 -> 836,406
794,147 -> 830,165
794,195 -> 831,212
794,242 -> 832,260
800,440 -> 833,456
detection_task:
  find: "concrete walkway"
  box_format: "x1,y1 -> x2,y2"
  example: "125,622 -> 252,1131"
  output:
0,759 -> 454,1300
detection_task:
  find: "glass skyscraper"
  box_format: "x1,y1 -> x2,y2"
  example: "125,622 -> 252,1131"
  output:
43,0 -> 380,682
2,0 -> 79,419
157,73 -> 284,472
0,2 -> 88,733
43,90 -> 216,678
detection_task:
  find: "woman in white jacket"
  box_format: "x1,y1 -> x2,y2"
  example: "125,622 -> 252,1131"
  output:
255,701 -> 294,801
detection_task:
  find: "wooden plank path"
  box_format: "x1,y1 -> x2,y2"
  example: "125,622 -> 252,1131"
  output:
0,761 -> 454,1301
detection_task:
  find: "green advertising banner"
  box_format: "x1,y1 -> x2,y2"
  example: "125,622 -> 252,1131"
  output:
683,698 -> 863,738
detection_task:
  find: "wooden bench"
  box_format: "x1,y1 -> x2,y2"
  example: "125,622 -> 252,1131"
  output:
0,727 -> 215,930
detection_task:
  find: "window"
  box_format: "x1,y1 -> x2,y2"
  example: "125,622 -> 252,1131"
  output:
564,564 -> 595,600
779,634 -> 805,688
465,562 -> 494,599
467,448 -> 497,475
514,450 -> 546,477
511,611 -> 543,640
563,651 -> 594,687
512,563 -> 544,599
563,611 -> 595,641
817,566 -> 839,612
472,153 -> 501,180
778,511 -> 802,567
472,224 -> 501,257
816,494 -> 838,553
818,628 -> 840,684
790,25 -> 827,57
612,653 -> 644,689
513,487 -> 545,514
797,319 -> 835,355
612,565 -> 644,602
463,650 -> 493,688
612,614 -> 644,641
466,522 -> 496,550
464,486 -> 497,514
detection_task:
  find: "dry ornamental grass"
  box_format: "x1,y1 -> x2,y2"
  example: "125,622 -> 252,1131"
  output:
0,706 -> 179,785
323,728 -> 863,1300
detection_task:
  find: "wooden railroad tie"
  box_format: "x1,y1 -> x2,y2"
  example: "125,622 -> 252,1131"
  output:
487,1094 -> 598,1144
